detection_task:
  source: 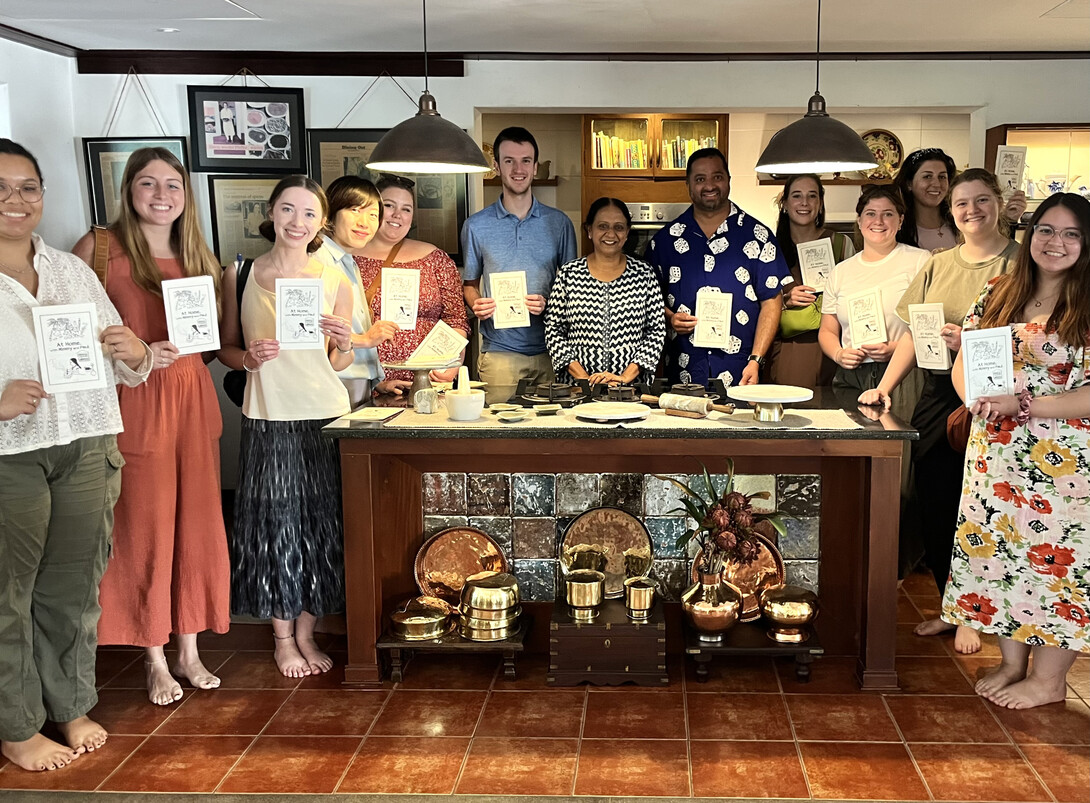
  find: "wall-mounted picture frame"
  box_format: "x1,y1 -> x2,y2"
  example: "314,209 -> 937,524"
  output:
206,174 -> 285,263
187,85 -> 306,174
82,136 -> 188,225
306,128 -> 469,265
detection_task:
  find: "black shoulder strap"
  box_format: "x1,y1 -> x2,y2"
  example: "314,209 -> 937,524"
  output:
236,259 -> 253,343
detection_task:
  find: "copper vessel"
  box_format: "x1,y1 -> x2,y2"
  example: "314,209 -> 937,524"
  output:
681,570 -> 742,641
759,584 -> 819,643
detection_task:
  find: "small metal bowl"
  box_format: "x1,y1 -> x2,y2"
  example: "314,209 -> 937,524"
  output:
460,610 -> 521,630
566,569 -> 605,621
759,584 -> 819,643
460,572 -> 520,611
389,596 -> 456,641
459,603 -> 522,621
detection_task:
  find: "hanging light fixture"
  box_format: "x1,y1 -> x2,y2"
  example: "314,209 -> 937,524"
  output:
367,0 -> 490,174
755,0 -> 876,175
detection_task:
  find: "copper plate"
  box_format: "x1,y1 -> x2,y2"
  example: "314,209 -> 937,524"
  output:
415,527 -> 510,603
562,507 -> 653,599
691,532 -> 785,622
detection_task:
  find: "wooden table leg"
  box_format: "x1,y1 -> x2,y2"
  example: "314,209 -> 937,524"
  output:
693,653 -> 711,683
388,647 -> 403,683
795,652 -> 814,683
503,648 -> 517,680
859,452 -> 902,691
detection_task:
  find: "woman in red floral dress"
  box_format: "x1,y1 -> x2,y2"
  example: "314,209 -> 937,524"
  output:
943,193 -> 1090,709
354,175 -> 468,382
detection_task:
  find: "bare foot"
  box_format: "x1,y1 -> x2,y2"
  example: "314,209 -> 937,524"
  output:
296,636 -> 333,674
975,662 -> 1027,701
914,618 -> 955,637
954,625 -> 982,655
1,734 -> 80,771
990,676 -> 1067,709
145,658 -> 184,706
172,656 -> 221,690
273,635 -> 313,678
56,716 -> 107,754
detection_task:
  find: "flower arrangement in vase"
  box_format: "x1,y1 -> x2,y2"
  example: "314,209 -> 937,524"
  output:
659,459 -> 788,638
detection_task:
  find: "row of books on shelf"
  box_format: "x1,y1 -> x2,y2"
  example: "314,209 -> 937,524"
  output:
592,131 -> 648,169
661,136 -> 718,170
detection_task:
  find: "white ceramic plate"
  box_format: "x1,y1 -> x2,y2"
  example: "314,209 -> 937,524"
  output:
574,402 -> 652,422
726,385 -> 814,405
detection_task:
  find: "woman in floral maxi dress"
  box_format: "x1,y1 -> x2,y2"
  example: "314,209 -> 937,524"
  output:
942,192 -> 1090,710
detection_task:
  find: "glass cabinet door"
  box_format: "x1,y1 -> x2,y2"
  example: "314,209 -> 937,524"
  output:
658,117 -> 722,172
589,116 -> 651,172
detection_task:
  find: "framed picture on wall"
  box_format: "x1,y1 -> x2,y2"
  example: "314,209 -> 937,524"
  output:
206,174 -> 286,263
82,136 -> 188,225
306,128 -> 469,264
187,85 -> 306,174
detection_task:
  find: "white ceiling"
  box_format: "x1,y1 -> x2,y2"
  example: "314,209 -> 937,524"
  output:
3,0 -> 1089,54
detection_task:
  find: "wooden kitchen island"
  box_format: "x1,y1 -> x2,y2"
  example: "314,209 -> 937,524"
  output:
324,388 -> 916,691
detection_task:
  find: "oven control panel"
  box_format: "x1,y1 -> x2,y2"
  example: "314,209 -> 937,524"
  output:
625,203 -> 690,224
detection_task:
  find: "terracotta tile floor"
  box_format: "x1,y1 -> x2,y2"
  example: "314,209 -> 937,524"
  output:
1,573 -> 1087,800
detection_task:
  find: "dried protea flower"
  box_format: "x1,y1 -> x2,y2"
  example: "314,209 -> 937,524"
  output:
711,506 -> 731,529
724,491 -> 746,511
734,509 -> 754,530
714,529 -> 737,552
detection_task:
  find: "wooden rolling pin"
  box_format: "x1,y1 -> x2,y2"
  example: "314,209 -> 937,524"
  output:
641,393 -> 735,418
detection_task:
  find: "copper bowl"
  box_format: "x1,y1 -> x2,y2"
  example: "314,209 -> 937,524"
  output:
389,596 -> 456,641
460,572 -> 520,611
759,584 -> 819,643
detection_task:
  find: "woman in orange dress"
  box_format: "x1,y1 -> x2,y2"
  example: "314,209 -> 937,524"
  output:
73,148 -> 229,706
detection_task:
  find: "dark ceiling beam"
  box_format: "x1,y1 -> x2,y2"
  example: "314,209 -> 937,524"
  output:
455,50 -> 1090,62
0,22 -> 79,57
76,51 -> 465,76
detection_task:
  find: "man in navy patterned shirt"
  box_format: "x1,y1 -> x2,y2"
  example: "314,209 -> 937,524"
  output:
644,148 -> 790,387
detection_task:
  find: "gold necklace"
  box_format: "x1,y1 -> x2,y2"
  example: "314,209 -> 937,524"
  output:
1032,292 -> 1058,308
0,259 -> 32,275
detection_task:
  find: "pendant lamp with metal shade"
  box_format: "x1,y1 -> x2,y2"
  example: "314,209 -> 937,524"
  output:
366,0 -> 490,174
755,0 -> 877,176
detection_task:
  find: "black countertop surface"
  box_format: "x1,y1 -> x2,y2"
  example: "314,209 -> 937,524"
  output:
323,386 -> 918,442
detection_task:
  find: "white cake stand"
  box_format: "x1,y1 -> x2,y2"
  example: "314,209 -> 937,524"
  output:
383,360 -> 462,413
726,384 -> 814,422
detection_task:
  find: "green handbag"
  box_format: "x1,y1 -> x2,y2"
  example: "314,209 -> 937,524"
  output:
779,299 -> 823,339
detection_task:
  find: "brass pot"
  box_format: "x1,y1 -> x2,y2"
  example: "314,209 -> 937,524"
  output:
460,572 -> 520,611
560,543 -> 609,576
759,584 -> 819,643
623,576 -> 656,620
681,570 -> 742,642
459,603 -> 522,621
460,623 -> 515,641
460,609 -> 521,630
565,569 -> 605,621
389,596 -> 456,641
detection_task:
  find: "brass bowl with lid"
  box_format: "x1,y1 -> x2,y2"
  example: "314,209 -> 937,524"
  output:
460,622 -> 516,641
759,584 -> 819,643
460,571 -> 520,611
460,609 -> 521,631
459,603 -> 522,621
388,595 -> 456,641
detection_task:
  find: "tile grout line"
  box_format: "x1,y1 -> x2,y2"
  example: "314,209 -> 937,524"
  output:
570,685 -> 589,796
980,693 -> 1061,803
331,683 -> 395,794
448,661 -> 499,795
881,693 -> 936,802
780,675 -> 814,800
210,671 -> 302,794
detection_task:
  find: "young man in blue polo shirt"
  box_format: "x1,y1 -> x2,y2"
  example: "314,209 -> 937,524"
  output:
461,126 -> 577,403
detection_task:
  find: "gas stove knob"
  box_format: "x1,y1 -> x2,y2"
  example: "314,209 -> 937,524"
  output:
655,210 -> 664,220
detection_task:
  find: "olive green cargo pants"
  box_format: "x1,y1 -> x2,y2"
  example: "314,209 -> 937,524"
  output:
0,435 -> 122,742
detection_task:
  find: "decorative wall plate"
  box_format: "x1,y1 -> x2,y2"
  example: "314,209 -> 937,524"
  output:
860,129 -> 903,180
414,527 -> 509,603
562,507 -> 653,599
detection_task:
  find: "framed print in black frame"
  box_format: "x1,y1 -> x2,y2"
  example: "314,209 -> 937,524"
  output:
187,85 -> 306,174
83,136 -> 188,226
206,174 -> 285,263
306,128 -> 469,265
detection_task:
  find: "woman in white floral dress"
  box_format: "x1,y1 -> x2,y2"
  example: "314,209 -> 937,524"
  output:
943,192 -> 1090,710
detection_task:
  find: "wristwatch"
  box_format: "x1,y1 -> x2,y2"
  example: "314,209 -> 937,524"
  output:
747,354 -> 765,367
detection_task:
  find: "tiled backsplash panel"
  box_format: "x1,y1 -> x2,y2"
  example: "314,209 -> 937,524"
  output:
416,472 -> 822,598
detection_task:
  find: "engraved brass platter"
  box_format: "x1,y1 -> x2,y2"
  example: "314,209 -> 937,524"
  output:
414,527 -> 510,604
561,507 -> 653,599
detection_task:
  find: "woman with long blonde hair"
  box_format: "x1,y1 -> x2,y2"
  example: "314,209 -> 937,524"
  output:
73,147 -> 230,707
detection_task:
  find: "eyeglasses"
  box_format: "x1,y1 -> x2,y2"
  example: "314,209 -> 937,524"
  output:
0,181 -> 45,203
1032,224 -> 1082,243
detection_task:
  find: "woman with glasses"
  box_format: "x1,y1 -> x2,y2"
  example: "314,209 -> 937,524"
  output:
767,174 -> 856,387
0,139 -> 151,771
71,148 -> 230,707
544,197 -> 665,385
941,192 -> 1089,708
860,169 -> 1020,654
354,175 -> 469,383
